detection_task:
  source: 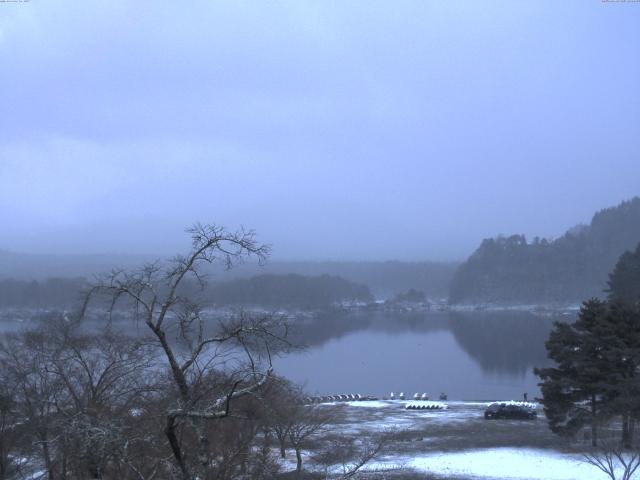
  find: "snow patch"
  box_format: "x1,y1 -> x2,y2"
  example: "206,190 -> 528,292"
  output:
343,400 -> 390,408
370,448 -> 611,480
488,400 -> 539,409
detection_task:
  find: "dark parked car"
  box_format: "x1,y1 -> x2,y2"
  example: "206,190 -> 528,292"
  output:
484,403 -> 537,420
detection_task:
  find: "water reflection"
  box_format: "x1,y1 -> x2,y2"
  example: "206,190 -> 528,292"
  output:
0,307 -> 570,401
276,310 -> 568,400
448,312 -> 557,376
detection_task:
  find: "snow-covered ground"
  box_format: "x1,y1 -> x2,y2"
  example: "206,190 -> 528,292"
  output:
306,400 -> 614,480
372,448 -> 611,480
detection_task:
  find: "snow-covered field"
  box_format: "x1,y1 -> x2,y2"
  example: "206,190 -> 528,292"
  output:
372,448 -> 609,480
310,400 -> 614,480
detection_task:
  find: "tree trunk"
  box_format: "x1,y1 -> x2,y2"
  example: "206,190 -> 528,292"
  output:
591,395 -> 598,447
165,415 -> 190,480
0,438 -> 6,480
295,448 -> 302,475
88,464 -> 102,479
280,442 -> 286,459
623,413 -> 631,449
152,327 -> 190,401
191,419 -> 210,474
40,430 -> 55,480
262,428 -> 270,447
60,451 -> 67,480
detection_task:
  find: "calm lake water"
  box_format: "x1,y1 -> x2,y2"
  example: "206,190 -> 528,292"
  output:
0,307 -> 570,402
274,310 -> 569,401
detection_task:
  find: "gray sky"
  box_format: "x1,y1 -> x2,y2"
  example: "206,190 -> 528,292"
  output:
1,1 -> 639,261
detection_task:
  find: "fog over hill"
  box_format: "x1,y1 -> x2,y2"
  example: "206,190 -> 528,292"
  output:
0,250 -> 457,300
450,197 -> 640,305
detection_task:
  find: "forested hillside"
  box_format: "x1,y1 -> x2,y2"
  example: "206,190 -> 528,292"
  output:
223,260 -> 458,299
449,197 -> 640,304
208,273 -> 373,309
0,277 -> 87,308
0,274 -> 373,310
0,251 -> 456,301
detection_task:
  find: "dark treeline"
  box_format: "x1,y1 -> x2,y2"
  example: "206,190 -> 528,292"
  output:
0,252 -> 458,301
450,197 -> 640,304
389,288 -> 427,304
0,277 -> 87,308
208,273 -> 373,309
219,261 -> 458,299
0,274 -> 372,310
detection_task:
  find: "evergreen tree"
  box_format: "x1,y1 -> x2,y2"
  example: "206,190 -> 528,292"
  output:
537,246 -> 640,447
601,303 -> 640,447
535,299 -> 611,446
607,243 -> 640,309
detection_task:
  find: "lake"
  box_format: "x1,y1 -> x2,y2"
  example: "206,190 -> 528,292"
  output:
0,307 -> 569,402
274,309 -> 568,401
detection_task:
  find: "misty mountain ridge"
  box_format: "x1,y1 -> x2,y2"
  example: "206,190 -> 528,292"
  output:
449,197 -> 640,305
3,197 -> 639,307
0,249 -> 457,301
208,273 -> 373,309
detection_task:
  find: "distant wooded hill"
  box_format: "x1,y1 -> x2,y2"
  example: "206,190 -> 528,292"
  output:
0,249 -> 457,300
0,274 -> 373,310
0,277 -> 87,309
220,261 -> 457,299
449,197 -> 640,305
208,273 -> 373,309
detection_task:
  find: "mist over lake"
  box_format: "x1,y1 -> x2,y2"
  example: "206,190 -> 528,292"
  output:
1,2 -> 639,478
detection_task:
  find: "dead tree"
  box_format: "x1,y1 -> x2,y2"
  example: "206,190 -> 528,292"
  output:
81,224 -> 291,480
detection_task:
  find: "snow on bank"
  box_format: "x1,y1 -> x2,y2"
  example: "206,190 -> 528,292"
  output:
372,448 -> 611,480
344,400 -> 389,408
487,401 -> 539,409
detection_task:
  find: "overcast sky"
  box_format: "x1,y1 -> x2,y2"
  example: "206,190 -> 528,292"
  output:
1,1 -> 639,261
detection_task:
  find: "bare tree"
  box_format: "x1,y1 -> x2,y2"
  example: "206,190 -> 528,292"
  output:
81,224 -> 291,480
312,431 -> 392,480
262,377 -> 300,459
0,324 -> 65,479
583,435 -> 640,480
0,313 -> 160,480
335,435 -> 388,480
0,376 -> 19,480
48,319 -> 157,479
287,404 -> 334,475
